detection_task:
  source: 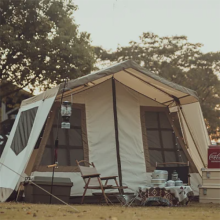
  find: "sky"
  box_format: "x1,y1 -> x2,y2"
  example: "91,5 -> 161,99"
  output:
74,0 -> 220,53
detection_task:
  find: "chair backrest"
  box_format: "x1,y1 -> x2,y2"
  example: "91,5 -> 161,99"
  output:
156,162 -> 189,184
76,160 -> 100,186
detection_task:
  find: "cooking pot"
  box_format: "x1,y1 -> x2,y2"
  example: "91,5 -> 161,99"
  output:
175,179 -> 183,186
166,180 -> 175,187
151,170 -> 168,181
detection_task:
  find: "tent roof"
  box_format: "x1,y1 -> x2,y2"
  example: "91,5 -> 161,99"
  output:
21,60 -> 198,107
60,60 -> 198,99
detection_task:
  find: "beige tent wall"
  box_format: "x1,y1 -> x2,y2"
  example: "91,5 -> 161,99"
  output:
33,80 -> 119,196
116,82 -> 203,195
32,80 -> 206,196
115,81 -> 165,192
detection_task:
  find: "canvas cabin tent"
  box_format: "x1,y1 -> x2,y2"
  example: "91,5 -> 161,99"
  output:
0,60 -> 210,202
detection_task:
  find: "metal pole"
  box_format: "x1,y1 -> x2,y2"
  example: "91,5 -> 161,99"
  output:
111,77 -> 123,192
50,78 -> 68,204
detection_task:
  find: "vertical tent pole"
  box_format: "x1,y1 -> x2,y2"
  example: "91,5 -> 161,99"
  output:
111,77 -> 123,191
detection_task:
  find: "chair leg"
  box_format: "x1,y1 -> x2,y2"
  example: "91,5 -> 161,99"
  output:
98,178 -> 109,204
81,186 -> 88,204
81,178 -> 91,204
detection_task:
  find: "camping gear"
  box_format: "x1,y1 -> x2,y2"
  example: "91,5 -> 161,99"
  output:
201,168 -> 220,186
151,179 -> 166,184
24,176 -> 73,204
61,101 -> 72,129
151,170 -> 168,181
0,60 -> 210,202
199,168 -> 220,204
151,179 -> 166,187
156,162 -> 191,185
167,180 -> 175,187
172,170 -> 179,181
175,179 -> 183,186
76,160 -> 128,204
199,186 -> 220,204
139,186 -> 194,206
208,145 -> 220,168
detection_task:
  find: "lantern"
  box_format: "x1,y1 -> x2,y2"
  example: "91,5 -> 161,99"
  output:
61,101 -> 72,129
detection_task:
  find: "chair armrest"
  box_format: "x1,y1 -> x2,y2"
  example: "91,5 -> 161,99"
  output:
100,176 -> 118,180
82,174 -> 100,179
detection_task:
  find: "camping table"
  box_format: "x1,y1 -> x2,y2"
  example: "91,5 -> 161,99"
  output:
138,186 -> 194,206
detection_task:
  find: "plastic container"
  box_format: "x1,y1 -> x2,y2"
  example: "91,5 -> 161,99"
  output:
24,176 -> 73,204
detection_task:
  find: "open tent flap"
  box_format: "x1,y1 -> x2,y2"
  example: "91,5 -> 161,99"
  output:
0,95 -> 57,202
179,103 -> 210,171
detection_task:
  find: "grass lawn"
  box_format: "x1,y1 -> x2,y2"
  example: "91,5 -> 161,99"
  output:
0,202 -> 219,220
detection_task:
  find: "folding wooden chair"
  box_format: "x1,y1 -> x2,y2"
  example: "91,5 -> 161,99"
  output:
76,160 -> 128,204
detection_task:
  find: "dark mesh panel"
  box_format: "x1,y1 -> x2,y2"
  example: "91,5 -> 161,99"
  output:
161,131 -> 174,149
146,130 -> 161,149
149,150 -> 163,166
145,110 -> 188,166
164,151 -> 177,163
40,147 -> 53,165
71,108 -> 81,126
40,106 -> 85,166
145,112 -> 158,128
70,149 -> 84,166
10,107 -> 38,155
170,112 -> 183,139
68,129 -> 83,146
159,112 -> 171,129
57,148 -> 68,166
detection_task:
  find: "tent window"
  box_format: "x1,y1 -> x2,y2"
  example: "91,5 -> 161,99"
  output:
10,107 -> 38,155
141,107 -> 188,171
40,104 -> 87,168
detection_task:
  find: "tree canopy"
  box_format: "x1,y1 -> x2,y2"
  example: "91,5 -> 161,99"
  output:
0,0 -> 95,98
95,32 -> 220,139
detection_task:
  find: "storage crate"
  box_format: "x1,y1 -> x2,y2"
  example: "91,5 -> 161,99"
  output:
201,168 -> 220,186
24,176 -> 73,204
199,186 -> 220,204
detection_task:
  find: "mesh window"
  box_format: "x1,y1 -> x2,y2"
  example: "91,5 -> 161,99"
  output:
70,149 -> 84,166
149,150 -> 163,166
161,130 -> 174,149
10,107 -> 38,155
40,147 -> 53,165
145,112 -> 158,128
159,112 -> 172,129
145,110 -> 188,166
40,105 -> 85,166
146,131 -> 161,149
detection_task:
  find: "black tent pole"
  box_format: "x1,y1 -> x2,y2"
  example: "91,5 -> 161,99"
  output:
50,79 -> 68,204
111,77 -> 123,193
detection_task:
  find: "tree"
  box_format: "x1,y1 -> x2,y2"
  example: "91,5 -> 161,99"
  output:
0,0 -> 95,98
96,32 -> 220,139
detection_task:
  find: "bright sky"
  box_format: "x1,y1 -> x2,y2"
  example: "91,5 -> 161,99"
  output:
74,0 -> 220,53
